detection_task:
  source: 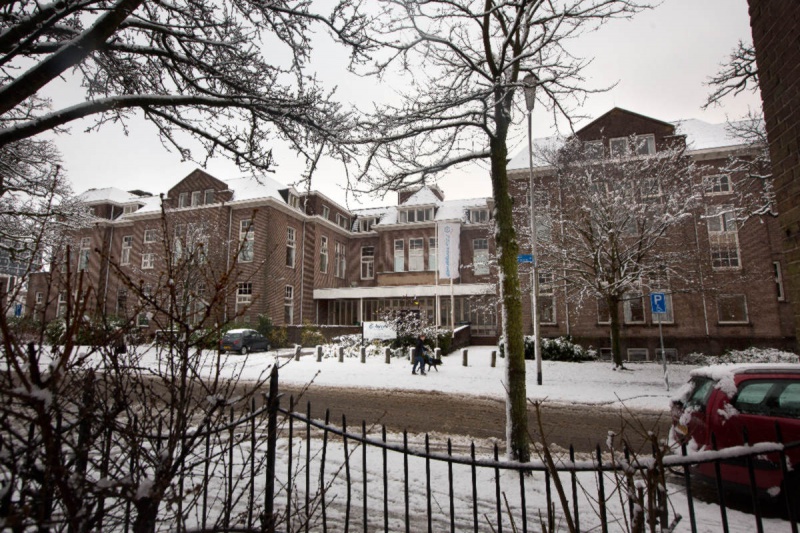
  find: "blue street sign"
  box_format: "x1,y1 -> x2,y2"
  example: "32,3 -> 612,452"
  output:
518,254 -> 533,264
650,292 -> 667,314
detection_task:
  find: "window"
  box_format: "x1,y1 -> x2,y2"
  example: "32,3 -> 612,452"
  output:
399,207 -> 433,223
238,220 -> 254,263
409,238 -> 424,271
536,214 -> 553,242
116,288 -> 128,316
121,235 -> 132,265
143,229 -> 158,244
78,237 -> 90,271
286,227 -> 296,268
191,191 -> 201,206
178,192 -> 189,208
609,137 -> 628,157
627,348 -> 649,361
236,282 -> 252,313
655,348 -> 679,361
707,208 -> 740,269
718,294 -> 748,324
358,217 -> 379,232
468,209 -> 489,224
597,298 -> 611,324
320,236 -> 329,274
123,204 -> 138,214
288,194 -> 300,209
57,293 -> 67,317
284,286 -> 294,324
35,292 -> 43,305
361,246 -> 375,279
137,312 -> 149,328
141,253 -> 155,269
473,239 -> 489,275
706,174 -> 732,195
204,189 -> 215,204
336,213 -> 350,230
172,223 -> 185,263
623,292 -> 645,324
538,271 -> 556,324
394,239 -> 404,272
334,241 -> 346,278
428,238 -> 437,271
774,261 -> 785,301
585,140 -> 603,158
322,205 -> 330,220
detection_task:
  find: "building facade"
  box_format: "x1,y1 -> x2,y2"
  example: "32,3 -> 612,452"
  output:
25,108 -> 797,356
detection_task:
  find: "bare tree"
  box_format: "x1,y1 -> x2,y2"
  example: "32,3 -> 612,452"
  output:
0,0 -> 372,173
703,40 -> 759,109
351,0 -> 648,461
537,136 -> 701,368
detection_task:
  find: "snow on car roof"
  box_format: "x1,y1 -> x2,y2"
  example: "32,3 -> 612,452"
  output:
690,363 -> 800,397
225,328 -> 256,334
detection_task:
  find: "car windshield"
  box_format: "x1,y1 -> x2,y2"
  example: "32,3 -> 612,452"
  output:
686,377 -> 715,409
224,333 -> 243,340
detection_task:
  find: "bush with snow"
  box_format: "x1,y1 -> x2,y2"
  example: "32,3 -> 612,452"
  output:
684,347 -> 799,366
499,335 -> 595,362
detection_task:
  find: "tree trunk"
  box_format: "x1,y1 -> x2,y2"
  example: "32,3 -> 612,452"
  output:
133,498 -> 159,533
490,126 -> 529,462
609,297 -> 623,368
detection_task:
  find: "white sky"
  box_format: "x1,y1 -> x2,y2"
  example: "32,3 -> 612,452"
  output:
49,0 -> 761,210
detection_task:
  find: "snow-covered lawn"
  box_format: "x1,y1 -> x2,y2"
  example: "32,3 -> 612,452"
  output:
177,345 -> 696,412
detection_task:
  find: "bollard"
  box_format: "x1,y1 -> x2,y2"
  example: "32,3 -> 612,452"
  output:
295,345 -> 302,361
338,346 -> 344,363
360,346 -> 366,364
491,350 -> 497,368
462,348 -> 468,367
434,347 -> 442,362
384,347 -> 391,364
316,345 -> 323,362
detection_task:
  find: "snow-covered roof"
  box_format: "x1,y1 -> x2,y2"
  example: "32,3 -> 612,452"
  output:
78,187 -> 146,206
402,187 -> 440,206
508,116 -> 756,172
376,196 -> 491,226
225,175 -> 286,203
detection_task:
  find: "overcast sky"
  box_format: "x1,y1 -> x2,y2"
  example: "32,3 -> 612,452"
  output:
49,0 -> 761,210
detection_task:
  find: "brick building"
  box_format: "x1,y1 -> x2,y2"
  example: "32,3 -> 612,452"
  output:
508,108 -> 795,359
25,108 -> 796,355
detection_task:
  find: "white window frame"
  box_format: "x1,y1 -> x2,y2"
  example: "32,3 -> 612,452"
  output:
394,239 -> 404,272
121,235 -> 132,265
286,227 -> 296,268
361,246 -> 375,280
322,205 -> 330,220
320,236 -> 329,274
627,348 -> 649,362
609,137 -> 628,157
585,140 -> 604,158
632,134 -> 656,155
143,229 -> 158,244
409,238 -> 424,271
236,282 -> 253,313
36,292 -> 43,305
141,252 -> 155,269
473,239 -> 489,276
191,190 -> 201,206
178,192 -> 189,208
336,213 -> 349,230
288,194 -> 300,209
717,294 -> 749,324
334,241 -> 346,279
469,209 -> 489,224
123,204 -> 138,215
204,189 -> 215,204
623,292 -> 646,324
428,238 -> 437,271
707,208 -> 741,270
706,174 -> 732,195
284,285 -> 294,324
538,271 -> 556,325
238,219 -> 254,263
78,237 -> 91,271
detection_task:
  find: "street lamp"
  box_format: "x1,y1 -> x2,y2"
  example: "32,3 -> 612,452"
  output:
523,74 -> 543,386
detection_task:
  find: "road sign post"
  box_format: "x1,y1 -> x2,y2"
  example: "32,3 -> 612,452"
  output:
650,292 -> 669,391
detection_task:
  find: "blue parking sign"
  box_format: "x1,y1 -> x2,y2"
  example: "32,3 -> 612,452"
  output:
650,292 -> 667,314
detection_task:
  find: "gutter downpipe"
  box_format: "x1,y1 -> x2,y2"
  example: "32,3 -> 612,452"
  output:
225,203 -> 232,324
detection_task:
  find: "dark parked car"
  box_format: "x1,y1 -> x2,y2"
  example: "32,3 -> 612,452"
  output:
219,328 -> 270,355
670,364 -> 800,499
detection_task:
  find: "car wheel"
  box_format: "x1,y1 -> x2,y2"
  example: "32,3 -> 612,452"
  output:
240,346 -> 249,356
782,471 -> 800,518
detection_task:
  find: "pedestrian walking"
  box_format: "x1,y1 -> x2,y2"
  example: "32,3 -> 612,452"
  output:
412,333 -> 428,375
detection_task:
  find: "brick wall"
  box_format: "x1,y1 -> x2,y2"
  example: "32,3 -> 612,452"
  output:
748,0 -> 800,351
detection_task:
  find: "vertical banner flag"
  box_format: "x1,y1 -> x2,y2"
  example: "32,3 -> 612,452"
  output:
437,222 -> 461,279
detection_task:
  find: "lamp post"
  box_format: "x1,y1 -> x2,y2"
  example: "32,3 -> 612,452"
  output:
524,74 -> 543,386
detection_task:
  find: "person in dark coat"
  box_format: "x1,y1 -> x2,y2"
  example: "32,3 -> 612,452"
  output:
412,333 -> 428,375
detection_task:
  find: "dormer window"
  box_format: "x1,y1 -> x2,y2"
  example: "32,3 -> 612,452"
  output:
357,217 -> 380,232
288,194 -> 300,210
336,213 -> 350,230
585,140 -> 603,158
123,204 -> 138,215
399,207 -> 433,223
204,189 -> 215,204
179,192 -> 189,208
468,208 -> 489,224
191,191 -> 201,206
322,205 -> 330,219
610,134 -> 655,157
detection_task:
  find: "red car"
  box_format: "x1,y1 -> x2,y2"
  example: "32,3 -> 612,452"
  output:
670,364 -> 800,499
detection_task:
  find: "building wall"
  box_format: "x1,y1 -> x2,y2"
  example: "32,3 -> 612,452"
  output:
748,0 -> 800,351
